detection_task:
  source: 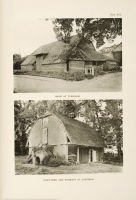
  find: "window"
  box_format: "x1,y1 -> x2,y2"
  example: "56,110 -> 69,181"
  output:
67,136 -> 70,143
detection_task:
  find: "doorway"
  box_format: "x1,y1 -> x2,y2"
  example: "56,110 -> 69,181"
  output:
79,148 -> 89,163
92,150 -> 97,162
66,60 -> 69,72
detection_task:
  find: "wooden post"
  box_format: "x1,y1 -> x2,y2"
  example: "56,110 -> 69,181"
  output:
88,149 -> 91,163
76,146 -> 80,164
92,67 -> 94,76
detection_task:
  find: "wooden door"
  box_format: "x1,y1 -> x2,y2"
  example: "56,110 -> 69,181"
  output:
79,148 -> 89,163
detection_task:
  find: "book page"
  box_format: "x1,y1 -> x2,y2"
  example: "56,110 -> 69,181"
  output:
1,0 -> 136,200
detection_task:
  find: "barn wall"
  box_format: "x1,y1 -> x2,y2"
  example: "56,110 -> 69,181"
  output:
29,115 -> 68,147
21,65 -> 33,71
48,115 -> 67,145
68,61 -> 85,72
38,63 -> 67,72
113,51 -> 122,66
29,119 -> 43,147
104,61 -> 117,70
36,56 -> 44,70
53,145 -> 68,161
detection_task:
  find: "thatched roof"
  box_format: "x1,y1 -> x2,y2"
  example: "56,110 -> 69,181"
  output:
21,55 -> 36,66
102,53 -> 115,61
29,113 -> 104,148
100,43 -> 122,54
76,42 -> 106,61
113,43 -> 122,52
56,114 -> 104,147
21,36 -> 106,65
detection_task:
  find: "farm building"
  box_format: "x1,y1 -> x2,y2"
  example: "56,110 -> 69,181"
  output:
100,42 -> 122,69
28,112 -> 104,164
112,43 -> 122,66
21,36 -> 106,76
103,55 -> 118,71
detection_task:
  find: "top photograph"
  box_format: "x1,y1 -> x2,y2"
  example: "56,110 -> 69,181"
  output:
13,18 -> 122,93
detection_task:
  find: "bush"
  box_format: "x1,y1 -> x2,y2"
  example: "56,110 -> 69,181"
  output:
85,74 -> 94,79
47,155 -> 69,167
97,71 -> 106,76
103,64 -> 122,72
14,70 -> 110,81
103,152 -> 123,164
14,70 -> 29,75
14,70 -> 88,81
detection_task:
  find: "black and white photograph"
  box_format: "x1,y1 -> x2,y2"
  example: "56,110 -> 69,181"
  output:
13,18 -> 122,93
2,0 -> 136,199
15,100 -> 123,174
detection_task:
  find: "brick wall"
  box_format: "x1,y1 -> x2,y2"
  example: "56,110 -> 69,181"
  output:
39,63 -> 67,72
69,61 -> 85,72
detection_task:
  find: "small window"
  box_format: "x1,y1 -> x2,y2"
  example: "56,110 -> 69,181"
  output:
67,136 -> 70,143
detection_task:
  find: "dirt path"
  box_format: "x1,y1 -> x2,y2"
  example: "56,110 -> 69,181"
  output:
14,72 -> 122,92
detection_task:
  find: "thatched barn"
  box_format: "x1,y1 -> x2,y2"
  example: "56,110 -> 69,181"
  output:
112,43 -> 122,66
100,42 -> 122,69
103,55 -> 117,70
28,113 -> 104,164
21,36 -> 106,76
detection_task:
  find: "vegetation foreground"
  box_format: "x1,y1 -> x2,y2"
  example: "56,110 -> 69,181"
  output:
15,156 -> 122,175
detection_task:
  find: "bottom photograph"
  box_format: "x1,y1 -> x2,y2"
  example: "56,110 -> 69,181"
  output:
14,100 -> 123,175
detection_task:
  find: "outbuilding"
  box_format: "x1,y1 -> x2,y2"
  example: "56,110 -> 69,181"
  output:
28,113 -> 104,164
21,36 -> 106,76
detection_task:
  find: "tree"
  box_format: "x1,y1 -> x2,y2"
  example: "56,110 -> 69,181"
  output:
77,100 -> 123,157
104,100 -> 123,156
52,18 -> 122,47
14,100 -> 123,157
13,54 -> 22,70
48,100 -> 79,118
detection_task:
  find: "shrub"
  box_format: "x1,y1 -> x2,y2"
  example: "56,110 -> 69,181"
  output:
98,71 -> 106,75
14,70 -> 29,75
47,155 -> 69,167
103,152 -> 123,164
85,74 -> 94,79
14,70 -> 95,81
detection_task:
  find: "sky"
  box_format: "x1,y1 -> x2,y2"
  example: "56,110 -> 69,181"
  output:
13,0 -> 122,56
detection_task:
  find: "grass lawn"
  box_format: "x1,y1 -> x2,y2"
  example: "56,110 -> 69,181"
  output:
15,156 -> 123,175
